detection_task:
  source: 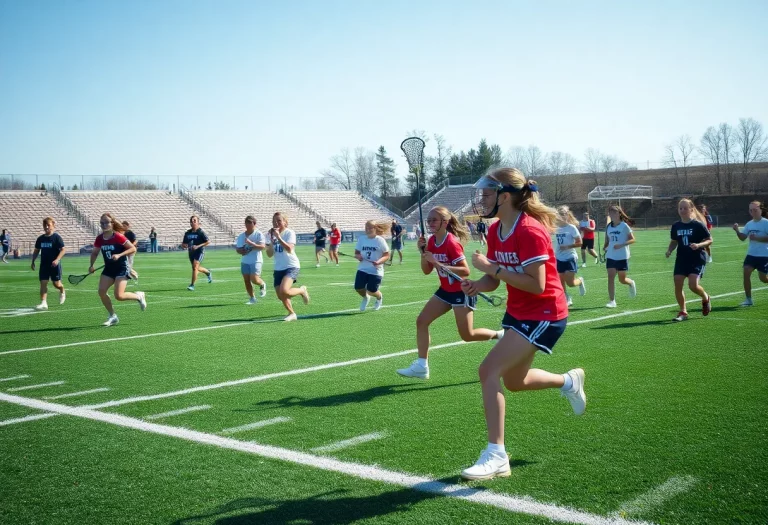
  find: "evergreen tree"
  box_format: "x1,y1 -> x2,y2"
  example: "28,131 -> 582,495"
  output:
375,146 -> 397,200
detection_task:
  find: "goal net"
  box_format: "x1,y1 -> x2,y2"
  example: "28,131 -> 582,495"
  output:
587,185 -> 653,260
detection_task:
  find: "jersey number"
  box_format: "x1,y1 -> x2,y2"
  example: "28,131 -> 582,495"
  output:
366,251 -> 372,260
104,250 -> 112,258
681,235 -> 689,246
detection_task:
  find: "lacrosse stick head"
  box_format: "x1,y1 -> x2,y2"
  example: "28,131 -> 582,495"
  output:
400,137 -> 425,174
68,273 -> 88,285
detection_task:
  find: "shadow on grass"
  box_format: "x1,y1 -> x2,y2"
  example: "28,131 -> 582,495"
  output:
180,304 -> 232,309
239,381 -> 477,411
590,318 -> 688,329
212,311 -> 360,323
0,326 -> 91,335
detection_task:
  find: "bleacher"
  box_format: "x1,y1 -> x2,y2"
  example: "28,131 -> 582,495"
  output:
290,191 -> 396,232
0,191 -> 94,255
403,185 -> 475,225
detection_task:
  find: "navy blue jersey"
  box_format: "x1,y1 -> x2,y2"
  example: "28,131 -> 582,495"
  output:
124,230 -> 137,244
183,228 -> 209,250
35,233 -> 65,267
314,228 -> 327,246
476,222 -> 487,234
391,224 -> 403,239
94,232 -> 130,272
671,220 -> 710,265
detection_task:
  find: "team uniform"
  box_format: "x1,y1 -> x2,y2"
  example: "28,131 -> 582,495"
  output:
94,232 -> 131,279
705,214 -> 714,231
671,220 -> 710,277
1,232 -> 9,256
428,232 -> 476,309
183,228 -> 209,263
555,224 -> 581,274
605,222 -> 633,271
236,230 -> 265,276
269,228 -> 301,288
391,224 -> 403,251
124,229 -> 137,274
742,217 -> 768,273
354,235 -> 389,292
578,219 -> 596,250
486,214 -> 568,353
329,228 -> 341,249
476,221 -> 487,237
35,233 -> 65,282
314,228 -> 327,250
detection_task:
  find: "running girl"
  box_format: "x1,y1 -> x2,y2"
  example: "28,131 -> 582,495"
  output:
235,215 -> 267,304
182,215 -> 212,291
266,212 -> 309,322
354,220 -> 390,312
459,167 -> 585,481
88,213 -> 146,326
314,221 -> 330,267
30,217 -> 66,310
329,223 -> 341,266
579,211 -> 599,266
476,219 -> 487,246
666,199 -> 712,321
603,204 -> 637,308
0,229 -> 9,263
389,219 -> 404,265
397,206 -> 503,380
733,200 -> 768,306
555,206 -> 586,306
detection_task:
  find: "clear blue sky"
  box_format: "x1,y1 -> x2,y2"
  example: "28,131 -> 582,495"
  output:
1,0 -> 766,189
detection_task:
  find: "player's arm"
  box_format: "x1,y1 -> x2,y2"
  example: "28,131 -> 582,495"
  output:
420,252 -> 434,275
749,229 -> 768,242
461,273 -> 501,296
194,240 -> 210,251
567,235 -> 583,250
442,257 -> 470,278
373,250 -> 390,266
115,240 -> 136,259
272,232 -> 294,254
30,248 -> 40,270
666,240 -> 678,258
88,250 -> 99,271
52,246 -> 66,266
616,231 -> 636,249
732,224 -> 748,241
354,249 -> 363,262
245,238 -> 266,250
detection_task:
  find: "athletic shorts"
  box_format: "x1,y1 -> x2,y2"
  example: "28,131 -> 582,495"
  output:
188,249 -> 205,263
556,259 -> 579,274
744,255 -> 768,274
102,264 -> 130,280
241,262 -> 263,276
674,259 -> 706,277
39,264 -> 62,282
606,258 -> 629,272
273,267 -> 300,288
582,238 -> 594,250
330,243 -> 339,251
354,270 -> 382,293
391,239 -> 402,251
501,313 -> 567,354
434,287 -> 476,310
1,245 -> 8,254
315,242 -> 326,250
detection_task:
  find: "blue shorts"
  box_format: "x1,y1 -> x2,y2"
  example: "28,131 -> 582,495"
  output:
315,243 -> 326,250
354,270 -> 382,293
241,262 -> 263,276
391,239 -> 402,251
273,267 -> 300,288
330,243 -> 339,251
188,249 -> 205,263
39,264 -> 62,282
501,313 -> 567,354
556,259 -> 578,274
102,264 -> 131,280
434,287 -> 476,310
1,244 -> 8,254
606,258 -> 629,272
674,259 -> 705,277
744,255 -> 768,274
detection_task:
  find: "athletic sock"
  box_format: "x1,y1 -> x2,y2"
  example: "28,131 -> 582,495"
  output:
561,373 -> 574,392
486,442 -> 506,456
417,358 -> 427,368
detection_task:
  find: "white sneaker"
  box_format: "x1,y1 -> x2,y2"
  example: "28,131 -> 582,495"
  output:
187,285 -> 195,291
207,272 -> 213,284
460,449 -> 511,481
59,291 -> 66,305
495,329 -> 505,340
396,360 -> 429,379
136,291 -> 147,311
34,303 -> 48,311
740,298 -> 753,307
561,368 -> 586,415
707,256 -> 712,263
629,281 -> 637,299
567,296 -> 573,307
595,258 -> 600,264
606,300 -> 617,308
335,263 -> 339,267
259,285 -> 267,298
373,295 -> 383,310
246,297 -> 256,305
284,313 -> 298,322
315,263 -> 320,268
578,280 -> 586,297
360,296 -> 370,311
300,286 -> 310,305
581,262 -> 587,268
103,314 -> 119,326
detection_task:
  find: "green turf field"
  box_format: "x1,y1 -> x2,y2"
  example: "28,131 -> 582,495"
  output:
1,228 -> 766,525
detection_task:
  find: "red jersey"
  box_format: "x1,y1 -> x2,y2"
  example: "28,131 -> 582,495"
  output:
94,232 -> 130,270
579,219 -> 596,240
427,232 -> 466,293
329,228 -> 341,244
486,214 -> 568,321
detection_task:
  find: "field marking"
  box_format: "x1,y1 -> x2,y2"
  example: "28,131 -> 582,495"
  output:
43,387 -> 111,400
220,416 -> 291,435
0,374 -> 30,382
0,300 -> 428,356
143,404 -> 211,420
612,476 -> 696,518
311,431 -> 388,453
0,412 -> 57,426
6,381 -> 65,392
0,392 -> 654,525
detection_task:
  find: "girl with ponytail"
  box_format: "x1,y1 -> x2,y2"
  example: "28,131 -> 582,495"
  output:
603,204 -> 637,308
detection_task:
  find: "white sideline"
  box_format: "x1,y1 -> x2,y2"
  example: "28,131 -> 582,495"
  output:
143,404 -> 211,420
0,413 -> 57,426
311,432 -> 388,453
612,476 -> 696,518
0,375 -> 30,382
0,392 -> 654,525
219,416 -> 291,435
43,387 -> 110,400
6,381 -> 65,392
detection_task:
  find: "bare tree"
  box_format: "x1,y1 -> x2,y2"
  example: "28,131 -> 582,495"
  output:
736,118 -> 768,193
718,123 -> 736,194
663,135 -> 694,194
541,151 -> 576,203
583,148 -> 605,187
699,126 -> 723,193
427,133 -> 452,191
506,146 -> 527,170
525,145 -> 547,179
353,147 -> 376,194
321,148 -> 354,190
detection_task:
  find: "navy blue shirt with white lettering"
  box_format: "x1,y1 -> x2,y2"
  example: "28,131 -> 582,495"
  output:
671,220 -> 710,265
183,228 -> 209,252
35,233 -> 65,267
94,232 -> 130,272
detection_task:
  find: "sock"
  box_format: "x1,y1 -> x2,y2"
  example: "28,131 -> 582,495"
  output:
417,358 -> 427,368
496,329 -> 505,340
486,442 -> 506,456
561,373 -> 574,392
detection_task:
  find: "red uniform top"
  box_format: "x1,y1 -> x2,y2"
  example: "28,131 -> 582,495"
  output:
94,232 -> 130,270
486,214 -> 568,321
580,219 -> 596,240
329,228 -> 341,244
427,232 -> 466,293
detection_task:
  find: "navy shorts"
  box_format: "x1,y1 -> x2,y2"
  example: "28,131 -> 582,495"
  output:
188,249 -> 205,263
391,239 -> 402,251
273,267 -> 300,288
39,264 -> 62,282
354,270 -> 382,293
674,259 -> 706,277
606,258 -> 629,272
501,313 -> 567,354
2,244 -> 8,254
434,287 -> 477,310
315,242 -> 326,250
744,255 -> 768,274
102,264 -> 131,280
556,259 -> 579,274
330,243 -> 339,251
582,238 -> 594,250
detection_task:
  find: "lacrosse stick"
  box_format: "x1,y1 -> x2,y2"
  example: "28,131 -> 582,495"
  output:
400,137 -> 426,252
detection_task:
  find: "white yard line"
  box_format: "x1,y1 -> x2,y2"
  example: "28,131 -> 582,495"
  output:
0,375 -> 30,382
0,412 -> 57,426
0,392 -> 654,525
612,476 -> 696,518
6,381 -> 65,392
219,416 -> 291,435
143,404 -> 211,420
311,432 -> 388,453
43,387 -> 111,400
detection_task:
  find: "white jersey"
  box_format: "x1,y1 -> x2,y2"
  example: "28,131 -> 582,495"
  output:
355,235 -> 389,276
236,231 -> 265,264
268,228 -> 300,270
605,221 -> 633,261
742,218 -> 768,257
554,224 -> 581,262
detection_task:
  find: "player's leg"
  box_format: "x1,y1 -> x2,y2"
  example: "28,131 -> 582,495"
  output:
742,265 -> 754,305
37,279 -> 49,310
673,274 -> 687,320
580,248 -> 587,266
243,272 -> 254,300
52,279 -> 66,305
98,275 -> 117,318
113,276 -> 139,302
397,296 -> 450,379
607,267 -> 617,304
618,269 -> 636,297
687,273 -> 710,316
453,305 -> 500,342
190,259 -> 199,287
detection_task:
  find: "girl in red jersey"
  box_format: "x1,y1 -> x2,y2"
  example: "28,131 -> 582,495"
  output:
396,206 -> 503,380
89,213 -> 147,326
459,168 -> 585,481
328,222 -> 341,266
